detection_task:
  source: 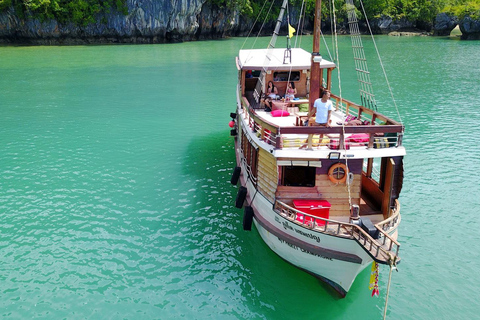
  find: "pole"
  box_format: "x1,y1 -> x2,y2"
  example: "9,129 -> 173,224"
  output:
309,0 -> 322,112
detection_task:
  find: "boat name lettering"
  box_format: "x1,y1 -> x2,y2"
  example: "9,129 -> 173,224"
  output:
300,248 -> 333,261
282,221 -> 294,231
277,237 -> 299,250
294,229 -> 321,243
277,237 -> 332,261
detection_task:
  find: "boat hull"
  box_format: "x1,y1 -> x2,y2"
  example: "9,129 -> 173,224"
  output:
237,158 -> 373,296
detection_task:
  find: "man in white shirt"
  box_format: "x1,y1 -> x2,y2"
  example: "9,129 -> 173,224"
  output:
309,90 -> 333,126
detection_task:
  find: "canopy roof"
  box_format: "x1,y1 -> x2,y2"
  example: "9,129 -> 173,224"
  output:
238,48 -> 336,71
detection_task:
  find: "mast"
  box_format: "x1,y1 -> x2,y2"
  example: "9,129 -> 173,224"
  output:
253,0 -> 290,104
308,0 -> 323,111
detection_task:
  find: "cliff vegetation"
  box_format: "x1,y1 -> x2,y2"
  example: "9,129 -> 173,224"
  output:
0,0 -> 479,43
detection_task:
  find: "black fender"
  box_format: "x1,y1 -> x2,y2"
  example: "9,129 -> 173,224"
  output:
243,206 -> 254,231
230,166 -> 241,185
235,186 -> 247,209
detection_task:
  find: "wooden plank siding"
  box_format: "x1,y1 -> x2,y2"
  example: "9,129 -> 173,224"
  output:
257,148 -> 278,203
274,159 -> 363,217
315,173 -> 361,216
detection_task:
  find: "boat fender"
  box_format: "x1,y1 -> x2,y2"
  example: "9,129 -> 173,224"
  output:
328,163 -> 348,184
235,186 -> 247,208
243,206 -> 254,231
231,166 -> 241,185
230,129 -> 237,136
230,112 -> 237,119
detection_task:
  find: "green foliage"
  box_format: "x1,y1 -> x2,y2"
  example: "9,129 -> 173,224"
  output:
381,0 -> 439,22
0,0 -> 12,11
3,0 -> 479,28
207,0 -> 253,16
0,0 -> 128,25
443,0 -> 480,19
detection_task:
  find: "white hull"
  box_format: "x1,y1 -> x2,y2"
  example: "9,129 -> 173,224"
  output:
241,170 -> 372,295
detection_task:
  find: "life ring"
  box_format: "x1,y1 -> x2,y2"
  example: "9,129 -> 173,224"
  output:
328,163 -> 348,184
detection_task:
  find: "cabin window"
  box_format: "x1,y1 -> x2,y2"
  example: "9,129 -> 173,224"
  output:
281,166 -> 316,187
273,71 -> 300,82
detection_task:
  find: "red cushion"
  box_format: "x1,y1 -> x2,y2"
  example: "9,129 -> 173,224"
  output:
271,110 -> 290,117
346,133 -> 369,143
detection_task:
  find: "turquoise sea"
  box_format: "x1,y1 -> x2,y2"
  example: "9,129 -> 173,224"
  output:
1,35 -> 479,319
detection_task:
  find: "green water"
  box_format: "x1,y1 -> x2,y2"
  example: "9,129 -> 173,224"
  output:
1,36 -> 479,319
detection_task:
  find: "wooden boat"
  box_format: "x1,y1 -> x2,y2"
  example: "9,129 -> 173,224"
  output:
229,0 -> 405,297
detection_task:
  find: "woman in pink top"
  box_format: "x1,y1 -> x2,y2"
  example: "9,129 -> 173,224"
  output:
285,82 -> 297,101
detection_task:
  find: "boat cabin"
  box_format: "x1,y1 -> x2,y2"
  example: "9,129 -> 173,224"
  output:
235,47 -> 405,226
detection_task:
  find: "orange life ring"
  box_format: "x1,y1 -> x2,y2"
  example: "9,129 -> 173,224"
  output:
328,163 -> 348,184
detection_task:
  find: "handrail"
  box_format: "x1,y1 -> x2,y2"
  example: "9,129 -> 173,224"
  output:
274,200 -> 350,236
274,200 -> 401,264
376,199 -> 401,233
239,93 -> 404,150
329,93 -> 401,126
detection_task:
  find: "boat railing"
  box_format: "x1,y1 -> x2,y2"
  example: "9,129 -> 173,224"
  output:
376,199 -> 401,232
330,93 -> 399,126
240,94 -> 403,150
274,200 -> 401,264
274,200 -> 351,236
239,146 -> 258,187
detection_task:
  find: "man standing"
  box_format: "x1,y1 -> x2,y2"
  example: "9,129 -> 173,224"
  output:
309,90 -> 333,126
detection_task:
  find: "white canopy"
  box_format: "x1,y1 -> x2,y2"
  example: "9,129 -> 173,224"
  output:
238,48 -> 336,71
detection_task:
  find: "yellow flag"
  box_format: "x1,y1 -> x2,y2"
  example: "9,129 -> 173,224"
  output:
288,24 -> 296,38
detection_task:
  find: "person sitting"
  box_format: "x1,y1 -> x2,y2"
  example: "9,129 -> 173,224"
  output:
263,81 -> 278,111
285,82 -> 297,101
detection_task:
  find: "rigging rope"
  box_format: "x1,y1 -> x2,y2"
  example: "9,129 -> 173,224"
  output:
320,29 -> 334,63
240,0 -> 271,50
285,0 -> 308,87
330,0 -> 352,210
358,0 -> 404,127
383,258 -> 397,320
345,0 -> 377,111
253,0 -> 290,104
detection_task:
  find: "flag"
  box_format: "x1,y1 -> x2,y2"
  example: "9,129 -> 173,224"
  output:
288,24 -> 296,38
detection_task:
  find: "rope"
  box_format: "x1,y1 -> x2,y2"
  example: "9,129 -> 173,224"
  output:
320,29 -> 334,62
383,258 -> 397,320
330,0 -> 353,210
249,189 -> 259,206
358,0 -> 404,127
345,0 -> 377,111
293,0 -> 306,48
285,0 -> 308,86
241,0 -> 274,50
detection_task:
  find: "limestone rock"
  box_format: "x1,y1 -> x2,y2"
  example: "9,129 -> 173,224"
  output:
0,0 -> 249,44
433,13 -> 458,36
370,15 -> 414,34
459,16 -> 480,40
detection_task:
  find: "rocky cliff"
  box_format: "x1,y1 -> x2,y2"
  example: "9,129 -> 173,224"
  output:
1,1 -> 479,44
0,0 -> 254,44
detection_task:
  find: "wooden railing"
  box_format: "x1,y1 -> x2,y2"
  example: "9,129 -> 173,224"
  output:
239,92 -> 404,151
274,200 -> 401,264
330,93 -> 401,126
